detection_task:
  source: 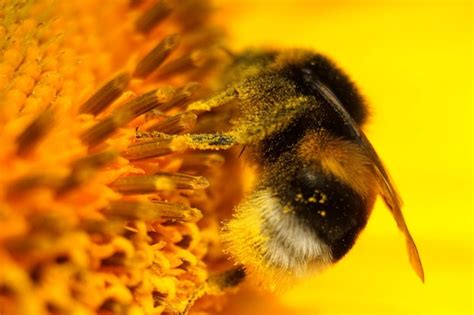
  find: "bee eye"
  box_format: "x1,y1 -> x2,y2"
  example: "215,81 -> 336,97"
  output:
301,67 -> 313,76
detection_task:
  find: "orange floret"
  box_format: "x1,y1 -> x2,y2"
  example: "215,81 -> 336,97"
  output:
0,1 -> 231,314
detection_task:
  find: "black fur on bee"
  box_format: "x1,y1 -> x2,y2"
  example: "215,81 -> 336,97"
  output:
179,49 -> 424,291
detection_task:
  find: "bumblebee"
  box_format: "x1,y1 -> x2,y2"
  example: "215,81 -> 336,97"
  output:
179,49 -> 424,290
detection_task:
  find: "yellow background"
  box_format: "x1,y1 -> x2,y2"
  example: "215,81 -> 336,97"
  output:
215,0 -> 473,314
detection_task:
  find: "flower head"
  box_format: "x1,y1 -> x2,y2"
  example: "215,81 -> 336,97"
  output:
0,1 -> 230,314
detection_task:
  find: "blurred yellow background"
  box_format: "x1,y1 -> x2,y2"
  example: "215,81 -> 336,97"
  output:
214,0 -> 473,314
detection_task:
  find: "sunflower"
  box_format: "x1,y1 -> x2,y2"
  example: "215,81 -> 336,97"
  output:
0,1 -> 235,314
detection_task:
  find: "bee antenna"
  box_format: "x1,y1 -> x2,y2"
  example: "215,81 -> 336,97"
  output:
238,146 -> 246,158
217,45 -> 235,58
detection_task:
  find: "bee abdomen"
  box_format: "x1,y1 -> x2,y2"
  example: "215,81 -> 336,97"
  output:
266,155 -> 371,261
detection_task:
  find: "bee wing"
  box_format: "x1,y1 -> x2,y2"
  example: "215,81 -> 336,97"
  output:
358,131 -> 425,282
314,80 -> 425,282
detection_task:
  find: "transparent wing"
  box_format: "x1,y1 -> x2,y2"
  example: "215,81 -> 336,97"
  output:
314,80 -> 425,282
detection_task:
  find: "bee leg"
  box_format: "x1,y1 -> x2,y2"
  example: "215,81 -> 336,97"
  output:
209,265 -> 246,290
179,132 -> 237,150
186,87 -> 239,112
181,266 -> 246,315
